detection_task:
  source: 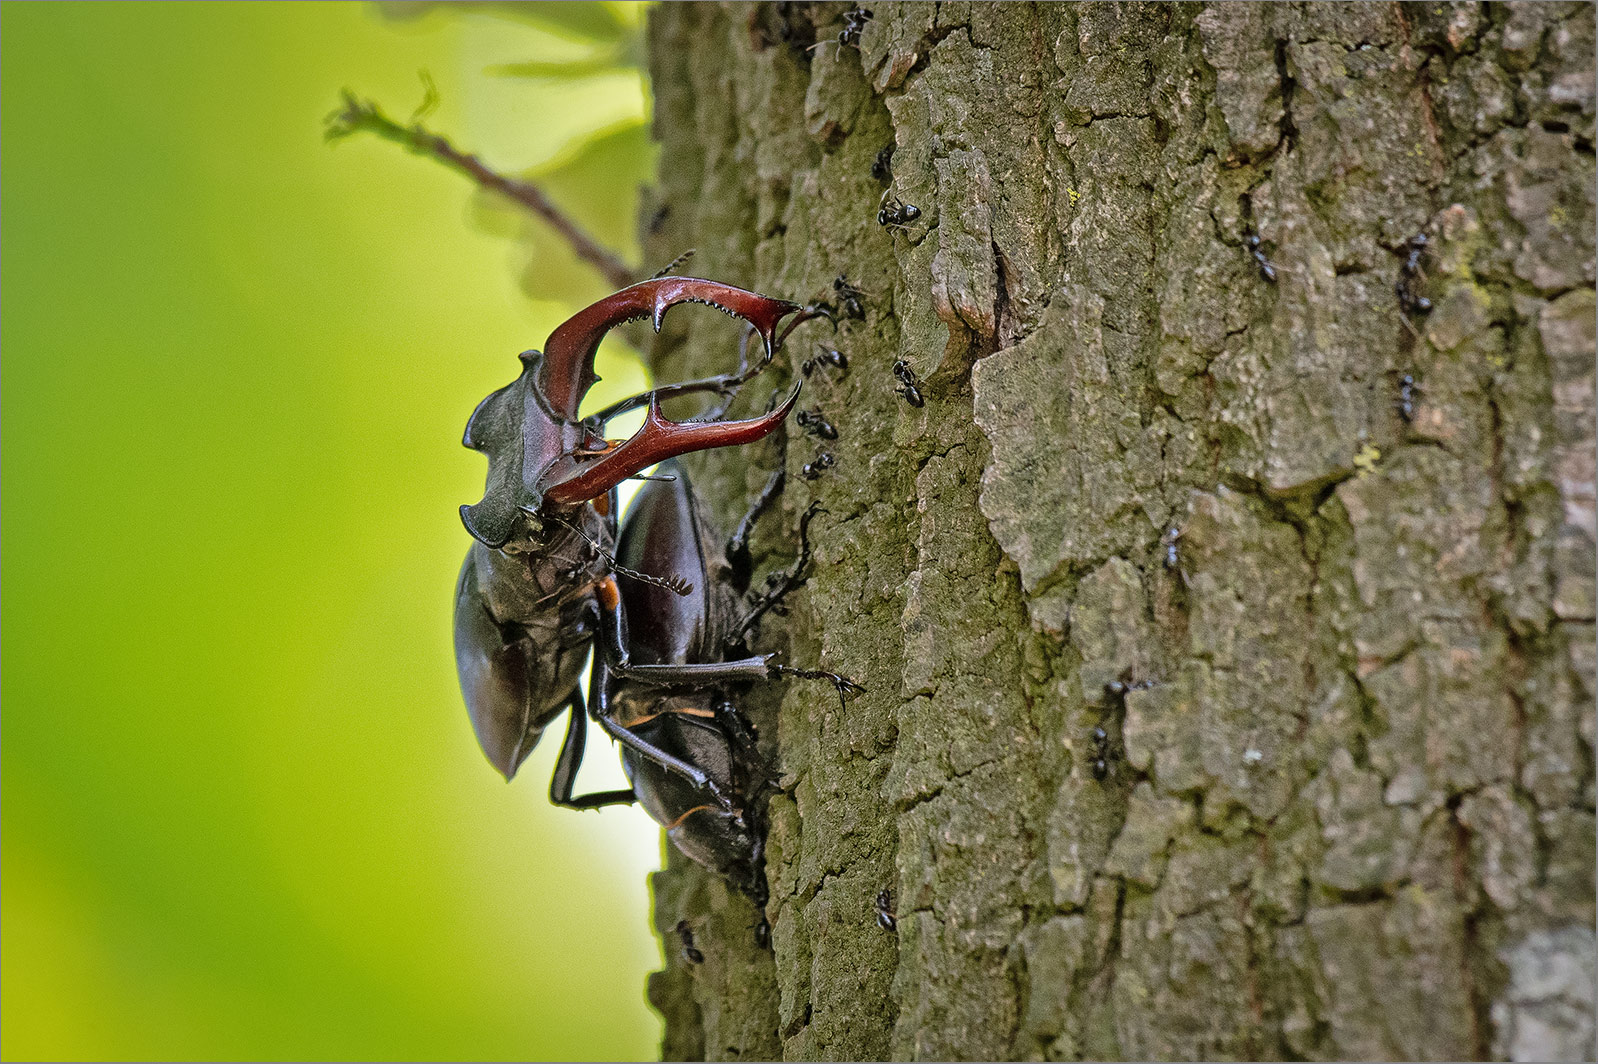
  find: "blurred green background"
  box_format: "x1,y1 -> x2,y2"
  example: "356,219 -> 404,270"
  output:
2,3 -> 669,1059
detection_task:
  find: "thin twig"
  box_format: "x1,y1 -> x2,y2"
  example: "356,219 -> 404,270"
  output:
326,91 -> 637,290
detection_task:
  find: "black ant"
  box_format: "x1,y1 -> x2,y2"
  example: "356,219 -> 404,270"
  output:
795,408 -> 838,440
803,6 -> 871,58
839,6 -> 872,48
878,190 -> 922,230
1105,672 -> 1156,702
754,916 -> 771,951
892,359 -> 924,407
874,889 -> 897,933
1397,232 -> 1432,316
757,570 -> 794,618
1090,724 -> 1115,781
675,920 -> 704,965
871,143 -> 894,183
1396,373 -> 1418,423
802,345 -> 849,377
1161,526 -> 1182,570
1245,231 -> 1278,283
1091,669 -> 1153,782
801,452 -> 835,480
832,274 -> 866,320
1160,525 -> 1190,589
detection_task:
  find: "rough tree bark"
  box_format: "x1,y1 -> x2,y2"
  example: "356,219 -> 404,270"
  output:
635,3 -> 1595,1060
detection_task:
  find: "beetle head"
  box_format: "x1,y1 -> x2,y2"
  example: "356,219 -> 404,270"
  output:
460,278 -> 803,546
459,349 -> 588,549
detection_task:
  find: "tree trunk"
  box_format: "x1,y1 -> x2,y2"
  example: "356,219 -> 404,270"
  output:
637,3 -> 1596,1060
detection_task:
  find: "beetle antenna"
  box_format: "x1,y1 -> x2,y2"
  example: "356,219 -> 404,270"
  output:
548,513 -> 693,596
612,562 -> 694,597
651,248 -> 696,279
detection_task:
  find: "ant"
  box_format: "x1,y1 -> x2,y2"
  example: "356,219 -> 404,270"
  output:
803,5 -> 871,59
1396,373 -> 1418,423
801,452 -> 835,480
1396,232 -> 1432,316
675,920 -> 704,965
874,889 -> 897,933
871,143 -> 894,183
756,570 -> 794,618
802,345 -> 850,377
839,6 -> 872,48
754,916 -> 771,951
1090,724 -> 1115,781
1161,526 -> 1182,570
832,274 -> 866,320
795,408 -> 838,440
1160,525 -> 1190,589
1105,672 -> 1155,702
878,190 -> 922,230
892,359 -> 925,407
1089,669 -> 1154,783
1245,231 -> 1278,283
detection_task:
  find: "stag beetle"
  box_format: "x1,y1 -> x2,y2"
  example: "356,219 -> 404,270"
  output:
585,461 -> 782,900
583,460 -> 859,901
454,277 -> 807,788
455,277 -> 856,899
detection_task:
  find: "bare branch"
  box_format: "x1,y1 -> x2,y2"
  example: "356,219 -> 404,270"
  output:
326,91 -> 637,290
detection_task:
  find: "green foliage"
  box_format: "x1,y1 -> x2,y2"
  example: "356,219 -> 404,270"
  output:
2,3 -> 660,1059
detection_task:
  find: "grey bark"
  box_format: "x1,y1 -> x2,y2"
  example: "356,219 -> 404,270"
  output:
636,3 -> 1596,1060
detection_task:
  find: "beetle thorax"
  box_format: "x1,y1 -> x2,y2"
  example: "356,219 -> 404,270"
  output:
473,504 -> 611,625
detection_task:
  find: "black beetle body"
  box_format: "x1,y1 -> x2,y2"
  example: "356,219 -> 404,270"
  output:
593,461 -> 773,901
454,515 -> 609,777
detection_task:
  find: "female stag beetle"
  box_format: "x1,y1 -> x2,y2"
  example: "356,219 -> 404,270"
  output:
453,276 -> 854,898
590,460 -> 859,902
588,461 -> 782,901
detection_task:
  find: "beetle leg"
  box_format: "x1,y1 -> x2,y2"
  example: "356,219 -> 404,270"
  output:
541,387 -> 800,505
608,658 -> 780,686
594,572 -> 782,688
733,503 -> 822,645
549,688 -> 638,810
539,277 -> 800,422
713,696 -> 761,755
771,663 -> 866,713
588,678 -> 738,812
727,468 -> 786,594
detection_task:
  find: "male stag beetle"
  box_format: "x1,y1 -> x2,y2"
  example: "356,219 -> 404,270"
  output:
453,276 -> 853,899
454,277 -> 803,787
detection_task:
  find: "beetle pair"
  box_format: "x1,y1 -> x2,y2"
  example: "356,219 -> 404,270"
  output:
452,277 -> 856,902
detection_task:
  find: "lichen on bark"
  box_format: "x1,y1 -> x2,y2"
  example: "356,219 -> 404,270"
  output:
638,3 -> 1595,1060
